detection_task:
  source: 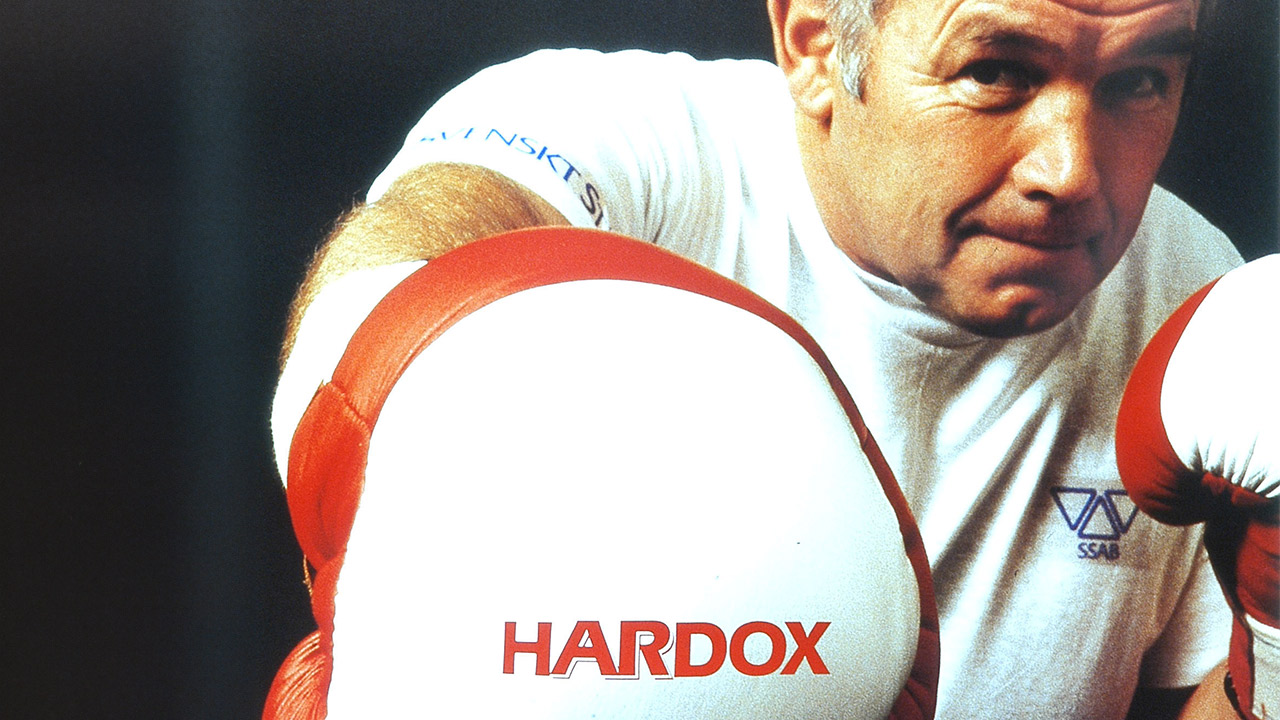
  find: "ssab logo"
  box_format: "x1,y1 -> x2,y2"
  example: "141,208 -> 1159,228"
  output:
1050,487 -> 1140,561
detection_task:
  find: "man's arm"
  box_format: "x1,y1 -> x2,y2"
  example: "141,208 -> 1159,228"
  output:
1126,663 -> 1241,720
281,161 -> 568,366
1126,663 -> 1237,720
1126,685 -> 1196,720
1177,662 -> 1240,720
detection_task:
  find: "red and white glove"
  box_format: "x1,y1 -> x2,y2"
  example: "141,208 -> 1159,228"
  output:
1117,254 -> 1280,720
265,227 -> 939,720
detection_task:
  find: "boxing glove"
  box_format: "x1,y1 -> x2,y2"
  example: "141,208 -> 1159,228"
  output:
265,227 -> 939,719
1116,254 -> 1279,720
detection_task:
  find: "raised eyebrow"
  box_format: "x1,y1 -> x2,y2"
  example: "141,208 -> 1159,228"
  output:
1126,26 -> 1198,58
970,29 -> 1057,54
937,16 -> 1068,62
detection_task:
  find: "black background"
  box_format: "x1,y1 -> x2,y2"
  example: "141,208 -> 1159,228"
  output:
2,2 -> 1275,717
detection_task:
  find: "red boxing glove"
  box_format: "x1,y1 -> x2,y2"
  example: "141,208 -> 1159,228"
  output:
1117,254 -> 1280,720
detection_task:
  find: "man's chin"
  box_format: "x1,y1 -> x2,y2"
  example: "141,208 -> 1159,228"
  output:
906,273 -> 1090,338
948,297 -> 1076,339
961,316 -> 1063,339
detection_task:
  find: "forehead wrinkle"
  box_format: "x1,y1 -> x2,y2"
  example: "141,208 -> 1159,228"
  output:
921,0 -> 1198,67
1049,0 -> 1202,50
1041,0 -> 1198,18
950,13 -> 1074,56
927,3 -> 1086,65
1126,24 -> 1197,57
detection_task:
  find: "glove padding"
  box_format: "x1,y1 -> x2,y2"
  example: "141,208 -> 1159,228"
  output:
1116,254 -> 1279,720
265,227 -> 940,720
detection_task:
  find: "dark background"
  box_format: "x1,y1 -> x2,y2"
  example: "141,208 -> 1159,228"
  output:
2,1 -> 1275,717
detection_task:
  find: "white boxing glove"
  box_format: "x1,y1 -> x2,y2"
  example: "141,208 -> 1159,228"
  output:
266,228 -> 940,720
1117,254 -> 1280,720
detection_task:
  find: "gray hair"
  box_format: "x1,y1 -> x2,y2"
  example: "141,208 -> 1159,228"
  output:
824,0 -> 891,98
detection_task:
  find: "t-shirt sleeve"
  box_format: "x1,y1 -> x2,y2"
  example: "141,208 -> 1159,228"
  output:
364,49 -> 710,241
1138,539 -> 1232,688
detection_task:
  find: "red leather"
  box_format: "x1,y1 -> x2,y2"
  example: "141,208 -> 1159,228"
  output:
1115,279 -> 1218,526
262,631 -> 328,720
264,227 -> 939,719
1116,274 -> 1279,720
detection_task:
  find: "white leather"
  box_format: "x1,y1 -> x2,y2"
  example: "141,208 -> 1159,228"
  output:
326,279 -> 921,719
1161,254 -> 1280,499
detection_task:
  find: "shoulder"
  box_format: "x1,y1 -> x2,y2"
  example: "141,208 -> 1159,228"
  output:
441,48 -> 782,115
1134,186 -> 1240,263
1095,186 -> 1243,337
483,48 -> 779,86
369,48 -> 792,238
1063,187 -> 1242,383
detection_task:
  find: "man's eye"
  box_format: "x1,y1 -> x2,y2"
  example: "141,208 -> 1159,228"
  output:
1097,68 -> 1170,110
955,60 -> 1039,108
966,60 -> 1031,89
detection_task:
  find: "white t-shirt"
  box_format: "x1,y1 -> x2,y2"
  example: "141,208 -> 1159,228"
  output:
276,49 -> 1243,719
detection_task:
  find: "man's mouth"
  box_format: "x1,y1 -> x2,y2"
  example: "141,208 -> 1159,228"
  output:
958,222 -> 1104,253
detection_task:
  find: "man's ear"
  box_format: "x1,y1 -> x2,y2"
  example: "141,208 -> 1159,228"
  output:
768,0 -> 839,123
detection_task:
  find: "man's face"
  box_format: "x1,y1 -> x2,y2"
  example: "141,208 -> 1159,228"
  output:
809,0 -> 1199,336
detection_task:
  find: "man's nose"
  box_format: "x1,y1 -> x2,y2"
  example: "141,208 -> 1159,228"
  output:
1010,89 -> 1103,205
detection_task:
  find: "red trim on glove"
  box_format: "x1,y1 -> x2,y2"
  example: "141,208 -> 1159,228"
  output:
1115,279 -> 1220,525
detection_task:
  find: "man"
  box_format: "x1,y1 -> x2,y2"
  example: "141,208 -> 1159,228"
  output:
272,0 -> 1244,717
